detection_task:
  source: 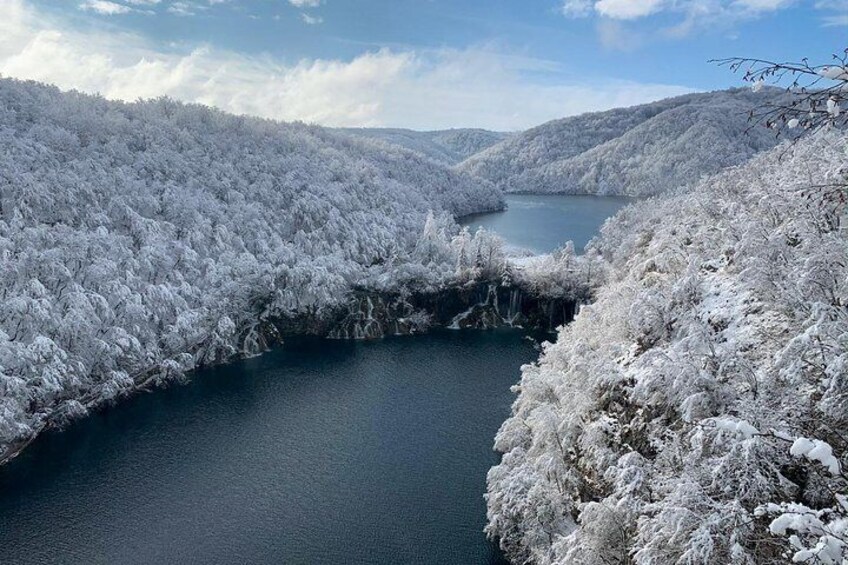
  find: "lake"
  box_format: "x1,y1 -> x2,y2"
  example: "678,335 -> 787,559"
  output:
0,332 -> 534,565
462,194 -> 632,253
0,194 -> 627,565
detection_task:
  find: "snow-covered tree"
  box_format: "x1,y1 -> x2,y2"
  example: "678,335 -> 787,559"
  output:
486,130 -> 848,564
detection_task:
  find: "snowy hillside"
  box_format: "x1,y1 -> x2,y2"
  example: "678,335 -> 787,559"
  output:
0,78 -> 503,460
459,88 -> 787,196
339,127 -> 510,165
486,131 -> 848,563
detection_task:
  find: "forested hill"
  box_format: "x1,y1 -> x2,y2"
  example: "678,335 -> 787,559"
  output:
458,88 -> 787,196
338,127 -> 510,165
486,130 -> 848,563
0,78 -> 502,459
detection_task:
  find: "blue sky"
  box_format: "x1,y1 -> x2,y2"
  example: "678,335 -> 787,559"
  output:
2,0 -> 847,129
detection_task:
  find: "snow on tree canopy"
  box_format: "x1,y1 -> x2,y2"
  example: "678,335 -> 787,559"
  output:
0,77 -> 503,460
485,131 -> 848,564
458,88 -> 791,196
791,437 -> 841,475
336,127 -> 511,166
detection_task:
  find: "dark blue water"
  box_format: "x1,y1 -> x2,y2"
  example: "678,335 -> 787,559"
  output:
462,194 -> 632,253
0,331 -> 537,565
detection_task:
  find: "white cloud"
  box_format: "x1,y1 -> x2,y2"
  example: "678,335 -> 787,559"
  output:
814,0 -> 848,24
821,12 -> 848,23
78,0 -> 132,15
595,0 -> 665,19
301,12 -> 323,24
0,0 -> 693,130
562,0 -> 817,42
561,0 -> 593,16
167,1 -> 200,15
733,0 -> 795,11
77,0 -> 164,14
564,0 -> 798,25
289,0 -> 321,7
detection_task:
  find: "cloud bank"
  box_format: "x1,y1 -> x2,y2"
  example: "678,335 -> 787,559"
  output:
563,0 -> 795,20
0,0 -> 692,130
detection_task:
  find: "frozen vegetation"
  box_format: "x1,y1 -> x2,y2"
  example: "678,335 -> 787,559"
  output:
486,131 -> 848,564
0,78 -> 508,461
459,88 -> 789,196
4,59 -> 847,565
338,127 -> 511,165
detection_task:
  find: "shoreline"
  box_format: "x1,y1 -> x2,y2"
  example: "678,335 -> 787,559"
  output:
0,275 -> 581,469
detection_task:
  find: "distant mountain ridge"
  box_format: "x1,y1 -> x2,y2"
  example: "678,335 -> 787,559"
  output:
338,127 -> 511,165
457,88 -> 788,196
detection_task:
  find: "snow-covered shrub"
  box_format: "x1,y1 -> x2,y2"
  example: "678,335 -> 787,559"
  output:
758,436 -> 846,564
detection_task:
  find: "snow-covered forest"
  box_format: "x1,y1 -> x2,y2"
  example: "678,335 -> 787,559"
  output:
3,60 -> 846,565
486,131 -> 848,564
0,77 -> 505,461
459,88 -> 788,196
338,127 -> 510,165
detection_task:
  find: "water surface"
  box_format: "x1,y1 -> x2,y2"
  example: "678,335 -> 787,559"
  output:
0,331 -> 536,565
462,194 -> 632,253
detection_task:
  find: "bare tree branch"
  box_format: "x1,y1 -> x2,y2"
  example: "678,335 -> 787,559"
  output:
711,50 -> 848,137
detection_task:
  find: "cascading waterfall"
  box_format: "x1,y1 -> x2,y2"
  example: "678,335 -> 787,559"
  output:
449,283 -> 512,330
328,281 -> 578,338
329,296 -> 384,340
504,288 -> 523,326
447,305 -> 478,329
241,323 -> 265,357
360,296 -> 382,339
239,322 -> 280,357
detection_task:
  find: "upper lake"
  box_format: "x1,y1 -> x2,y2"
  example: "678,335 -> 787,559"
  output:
462,194 -> 632,253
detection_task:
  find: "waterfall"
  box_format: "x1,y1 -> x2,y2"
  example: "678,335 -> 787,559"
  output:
327,282 -> 581,339
360,296 -> 383,339
241,323 -> 265,357
447,305 -> 478,329
505,288 -> 522,326
329,295 -> 385,340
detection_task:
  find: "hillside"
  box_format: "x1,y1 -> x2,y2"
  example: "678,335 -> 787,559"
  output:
339,127 -> 510,165
0,78 -> 503,460
459,88 -> 788,196
486,131 -> 848,563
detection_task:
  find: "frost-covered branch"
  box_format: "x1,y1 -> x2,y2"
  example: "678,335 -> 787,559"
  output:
713,50 -> 848,135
